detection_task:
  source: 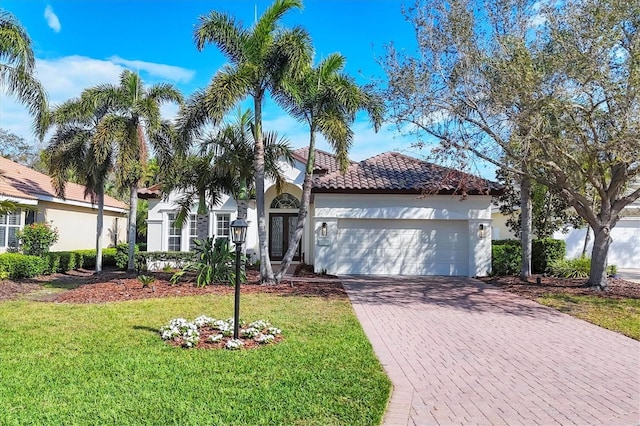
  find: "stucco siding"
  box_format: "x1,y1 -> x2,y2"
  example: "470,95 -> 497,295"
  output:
39,201 -> 126,251
313,194 -> 493,277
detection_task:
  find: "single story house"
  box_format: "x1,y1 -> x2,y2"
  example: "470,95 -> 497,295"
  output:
0,156 -> 127,252
491,181 -> 640,269
141,149 -> 502,277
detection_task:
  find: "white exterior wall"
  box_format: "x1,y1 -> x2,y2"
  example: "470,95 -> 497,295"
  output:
40,201 -> 126,251
313,194 -> 493,277
555,215 -> 640,269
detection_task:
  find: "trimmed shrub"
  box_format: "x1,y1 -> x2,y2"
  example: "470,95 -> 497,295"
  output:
532,238 -> 566,274
492,244 -> 521,276
114,243 -> 139,270
0,253 -> 47,279
103,248 -> 118,267
492,238 -> 566,275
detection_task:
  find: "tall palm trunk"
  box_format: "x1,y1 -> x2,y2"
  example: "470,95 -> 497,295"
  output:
127,184 -> 138,271
276,131 -> 316,282
95,184 -> 104,273
253,96 -> 275,283
520,174 -> 532,279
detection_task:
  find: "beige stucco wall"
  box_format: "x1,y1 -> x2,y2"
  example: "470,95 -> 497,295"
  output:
38,201 -> 126,251
491,211 -> 516,240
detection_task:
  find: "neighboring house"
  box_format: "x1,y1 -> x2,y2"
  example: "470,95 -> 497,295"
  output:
491,180 -> 640,269
141,149 -> 502,277
0,156 -> 127,252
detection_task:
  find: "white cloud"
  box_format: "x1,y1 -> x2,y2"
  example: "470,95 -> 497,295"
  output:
109,56 -> 195,83
44,5 -> 61,33
0,55 -> 186,142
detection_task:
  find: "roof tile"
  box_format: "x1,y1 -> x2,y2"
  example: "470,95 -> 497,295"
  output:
0,156 -> 127,209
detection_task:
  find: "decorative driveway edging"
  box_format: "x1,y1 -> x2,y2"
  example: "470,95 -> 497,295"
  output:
341,276 -> 640,426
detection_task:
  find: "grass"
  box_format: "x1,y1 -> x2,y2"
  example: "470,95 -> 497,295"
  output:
537,294 -> 640,340
0,294 -> 391,425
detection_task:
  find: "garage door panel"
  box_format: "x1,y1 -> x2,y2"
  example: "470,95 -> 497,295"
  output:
336,219 -> 469,276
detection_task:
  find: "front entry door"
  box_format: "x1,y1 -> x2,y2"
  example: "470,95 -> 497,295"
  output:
269,213 -> 301,261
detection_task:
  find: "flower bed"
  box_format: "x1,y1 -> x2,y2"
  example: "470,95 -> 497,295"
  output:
160,316 -> 283,350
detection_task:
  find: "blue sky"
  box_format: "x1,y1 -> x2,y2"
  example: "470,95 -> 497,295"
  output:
2,0 -> 496,179
1,0 -> 425,161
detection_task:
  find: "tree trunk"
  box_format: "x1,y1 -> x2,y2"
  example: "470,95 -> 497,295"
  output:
275,135 -> 316,283
127,184 -> 138,272
253,96 -> 275,283
587,225 -> 611,290
581,225 -> 591,258
520,175 -> 532,279
95,185 -> 104,273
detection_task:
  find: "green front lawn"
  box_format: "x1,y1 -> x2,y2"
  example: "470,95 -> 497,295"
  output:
537,294 -> 640,340
0,294 -> 391,425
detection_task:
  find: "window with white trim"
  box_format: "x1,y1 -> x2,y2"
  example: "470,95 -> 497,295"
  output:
189,214 -> 198,251
167,212 -> 181,251
0,210 -> 21,248
216,213 -> 230,239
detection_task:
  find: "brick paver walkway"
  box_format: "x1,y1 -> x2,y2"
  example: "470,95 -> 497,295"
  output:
341,276 -> 640,426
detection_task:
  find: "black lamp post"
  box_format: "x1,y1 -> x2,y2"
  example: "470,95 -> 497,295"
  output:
230,218 -> 248,339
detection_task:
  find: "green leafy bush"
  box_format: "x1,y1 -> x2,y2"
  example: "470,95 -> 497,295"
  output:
549,257 -> 591,278
492,238 -> 566,275
532,239 -> 566,273
113,244 -> 138,270
171,238 -> 244,287
16,222 -> 59,257
492,244 -> 522,276
0,253 -> 47,279
102,248 -> 117,267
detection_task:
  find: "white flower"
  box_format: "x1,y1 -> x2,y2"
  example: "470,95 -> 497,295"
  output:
194,315 -> 215,327
225,339 -> 244,350
208,334 -> 223,343
255,333 -> 275,344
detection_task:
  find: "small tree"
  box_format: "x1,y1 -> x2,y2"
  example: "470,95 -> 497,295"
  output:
16,222 -> 59,256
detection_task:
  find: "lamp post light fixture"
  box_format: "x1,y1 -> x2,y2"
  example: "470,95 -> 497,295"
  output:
230,218 -> 248,339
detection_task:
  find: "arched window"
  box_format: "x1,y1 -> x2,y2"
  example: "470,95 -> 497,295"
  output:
270,193 -> 300,209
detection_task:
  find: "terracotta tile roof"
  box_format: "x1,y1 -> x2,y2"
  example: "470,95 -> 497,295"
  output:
138,183 -> 162,200
0,156 -> 127,210
292,147 -> 355,175
312,152 -> 503,195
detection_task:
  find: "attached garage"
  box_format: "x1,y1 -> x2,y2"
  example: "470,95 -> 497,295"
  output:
335,219 -> 469,275
609,219 -> 640,268
311,152 -> 502,277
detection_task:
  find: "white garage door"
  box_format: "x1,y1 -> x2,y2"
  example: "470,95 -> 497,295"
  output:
336,219 -> 469,276
609,219 -> 640,269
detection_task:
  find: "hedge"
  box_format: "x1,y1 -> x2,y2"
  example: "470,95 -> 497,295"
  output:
492,238 -> 566,276
0,253 -> 47,279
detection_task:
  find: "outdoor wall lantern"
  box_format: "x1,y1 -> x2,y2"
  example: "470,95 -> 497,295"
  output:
478,224 -> 487,239
230,218 -> 248,339
321,222 -> 328,237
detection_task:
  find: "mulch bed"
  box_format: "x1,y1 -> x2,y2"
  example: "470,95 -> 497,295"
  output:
478,275 -> 640,300
0,268 -> 346,304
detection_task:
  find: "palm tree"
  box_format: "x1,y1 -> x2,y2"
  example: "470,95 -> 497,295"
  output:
0,9 -> 48,135
91,70 -> 183,271
46,92 -> 113,272
167,108 -> 294,253
185,0 -> 312,283
274,53 -> 384,282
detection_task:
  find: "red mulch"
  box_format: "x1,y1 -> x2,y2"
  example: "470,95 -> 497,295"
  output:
478,275 -> 640,300
0,268 -> 346,304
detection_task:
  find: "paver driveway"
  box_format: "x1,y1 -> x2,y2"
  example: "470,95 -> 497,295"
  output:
341,276 -> 640,426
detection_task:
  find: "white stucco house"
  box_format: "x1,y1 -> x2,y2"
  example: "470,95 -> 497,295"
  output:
491,181 -> 640,269
0,156 -> 127,252
141,148 -> 503,277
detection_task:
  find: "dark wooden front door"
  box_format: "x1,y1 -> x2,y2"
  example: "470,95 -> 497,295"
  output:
269,213 -> 301,261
